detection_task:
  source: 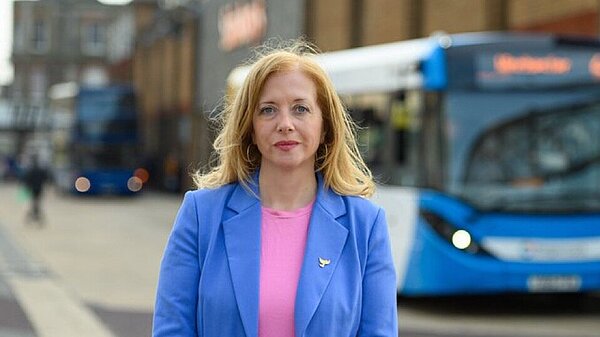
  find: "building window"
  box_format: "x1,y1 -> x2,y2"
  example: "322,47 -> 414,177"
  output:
14,23 -> 26,52
82,22 -> 106,56
31,20 -> 50,53
13,74 -> 24,100
30,66 -> 47,102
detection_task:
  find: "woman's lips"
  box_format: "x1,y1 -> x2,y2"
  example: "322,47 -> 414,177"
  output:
275,141 -> 299,151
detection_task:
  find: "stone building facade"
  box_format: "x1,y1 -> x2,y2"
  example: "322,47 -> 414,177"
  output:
12,0 -> 120,104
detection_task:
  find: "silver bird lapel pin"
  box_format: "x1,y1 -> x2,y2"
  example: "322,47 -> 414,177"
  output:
318,257 -> 331,268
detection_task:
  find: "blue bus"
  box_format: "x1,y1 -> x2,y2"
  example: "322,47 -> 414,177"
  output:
49,83 -> 145,195
228,32 -> 600,295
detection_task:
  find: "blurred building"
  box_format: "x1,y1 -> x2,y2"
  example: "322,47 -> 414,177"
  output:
11,0 -> 122,103
10,0 -> 124,163
107,6 -> 136,83
132,0 -> 195,191
130,0 -> 600,192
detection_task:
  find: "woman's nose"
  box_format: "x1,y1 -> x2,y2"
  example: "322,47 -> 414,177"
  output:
276,112 -> 294,133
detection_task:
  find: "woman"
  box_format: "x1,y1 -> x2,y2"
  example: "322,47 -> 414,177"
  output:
153,41 -> 398,337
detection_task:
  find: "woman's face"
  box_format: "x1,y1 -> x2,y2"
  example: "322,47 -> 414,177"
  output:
252,69 -> 324,173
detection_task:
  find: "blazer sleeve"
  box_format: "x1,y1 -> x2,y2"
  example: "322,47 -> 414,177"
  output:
358,208 -> 398,337
153,191 -> 200,337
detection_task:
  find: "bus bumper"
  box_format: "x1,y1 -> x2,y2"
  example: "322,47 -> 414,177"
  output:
400,221 -> 600,296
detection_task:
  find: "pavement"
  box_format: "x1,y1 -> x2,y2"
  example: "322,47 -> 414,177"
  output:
0,180 -> 183,337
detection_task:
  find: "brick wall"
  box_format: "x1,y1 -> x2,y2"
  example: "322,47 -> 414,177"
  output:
510,0 -> 597,27
307,0 -> 354,51
361,0 -> 414,45
308,0 -> 600,48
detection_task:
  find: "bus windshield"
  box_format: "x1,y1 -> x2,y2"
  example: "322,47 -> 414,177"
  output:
77,120 -> 137,142
446,90 -> 600,212
75,89 -> 137,144
74,143 -> 138,170
69,87 -> 138,171
77,91 -> 136,121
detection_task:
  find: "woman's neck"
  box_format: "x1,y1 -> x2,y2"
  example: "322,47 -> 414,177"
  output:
258,166 -> 317,211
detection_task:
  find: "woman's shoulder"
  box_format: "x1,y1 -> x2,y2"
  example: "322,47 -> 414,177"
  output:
319,183 -> 382,215
334,194 -> 387,239
342,194 -> 382,213
184,183 -> 238,204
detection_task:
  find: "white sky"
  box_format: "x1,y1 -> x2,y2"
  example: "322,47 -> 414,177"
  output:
0,0 -> 132,86
0,0 -> 14,86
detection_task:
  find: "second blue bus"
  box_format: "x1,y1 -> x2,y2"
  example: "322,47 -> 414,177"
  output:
50,83 -> 145,195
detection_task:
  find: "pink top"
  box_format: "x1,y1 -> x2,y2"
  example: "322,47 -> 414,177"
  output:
258,200 -> 314,337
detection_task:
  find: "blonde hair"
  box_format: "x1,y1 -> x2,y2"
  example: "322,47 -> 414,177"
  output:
193,40 -> 375,197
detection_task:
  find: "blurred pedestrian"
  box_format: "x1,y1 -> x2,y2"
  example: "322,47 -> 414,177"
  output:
22,155 -> 49,225
153,40 -> 398,337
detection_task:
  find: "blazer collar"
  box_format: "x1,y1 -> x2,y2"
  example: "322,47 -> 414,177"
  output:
314,172 -> 346,219
223,171 -> 348,337
225,171 -> 261,214
225,171 -> 346,217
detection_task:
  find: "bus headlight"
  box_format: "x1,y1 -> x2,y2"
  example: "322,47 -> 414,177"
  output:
451,230 -> 471,250
75,177 -> 91,193
420,210 -> 491,256
127,176 -> 143,192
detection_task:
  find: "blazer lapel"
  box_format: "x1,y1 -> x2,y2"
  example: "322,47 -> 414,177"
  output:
223,180 -> 261,337
294,178 -> 348,337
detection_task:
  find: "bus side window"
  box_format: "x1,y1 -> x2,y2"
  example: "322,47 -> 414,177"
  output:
345,91 -> 423,187
391,93 -> 410,163
421,91 -> 444,189
389,90 -> 423,186
349,107 -> 383,166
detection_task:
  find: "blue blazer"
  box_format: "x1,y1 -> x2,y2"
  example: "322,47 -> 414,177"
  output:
153,174 -> 398,337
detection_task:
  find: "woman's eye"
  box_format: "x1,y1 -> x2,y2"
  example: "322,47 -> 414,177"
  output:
259,106 -> 275,115
295,105 -> 309,114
